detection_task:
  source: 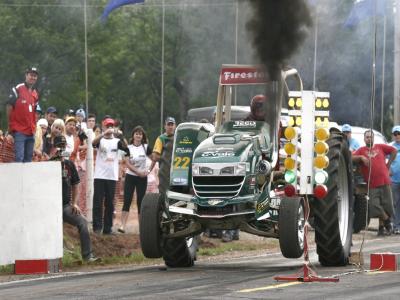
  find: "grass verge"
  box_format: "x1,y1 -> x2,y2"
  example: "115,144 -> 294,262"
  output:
1,235 -> 276,274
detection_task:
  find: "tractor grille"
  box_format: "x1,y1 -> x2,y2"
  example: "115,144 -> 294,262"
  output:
196,205 -> 235,215
193,176 -> 245,198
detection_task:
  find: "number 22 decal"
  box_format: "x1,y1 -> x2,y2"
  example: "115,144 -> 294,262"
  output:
174,156 -> 191,169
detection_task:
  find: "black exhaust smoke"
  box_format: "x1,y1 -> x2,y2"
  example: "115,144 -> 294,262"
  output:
246,0 -> 312,168
247,0 -> 312,80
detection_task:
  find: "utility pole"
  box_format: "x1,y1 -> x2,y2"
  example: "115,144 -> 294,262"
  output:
395,0 -> 400,124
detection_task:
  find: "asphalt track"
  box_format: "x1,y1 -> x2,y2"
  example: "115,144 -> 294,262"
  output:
1,234 -> 400,300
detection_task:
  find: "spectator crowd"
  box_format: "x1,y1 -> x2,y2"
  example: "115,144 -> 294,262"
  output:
0,67 -> 164,262
3,67 -> 400,263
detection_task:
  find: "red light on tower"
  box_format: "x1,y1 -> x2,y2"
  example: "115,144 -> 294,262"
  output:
314,184 -> 328,199
284,184 -> 296,197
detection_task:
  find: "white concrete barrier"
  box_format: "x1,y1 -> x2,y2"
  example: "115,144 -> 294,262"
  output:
0,162 -> 63,265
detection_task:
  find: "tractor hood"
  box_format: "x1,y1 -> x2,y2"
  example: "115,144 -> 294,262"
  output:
193,133 -> 253,164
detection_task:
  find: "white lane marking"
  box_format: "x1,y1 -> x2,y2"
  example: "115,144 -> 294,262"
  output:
238,281 -> 303,293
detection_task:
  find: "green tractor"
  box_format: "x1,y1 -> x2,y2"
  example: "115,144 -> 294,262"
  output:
140,65 -> 354,267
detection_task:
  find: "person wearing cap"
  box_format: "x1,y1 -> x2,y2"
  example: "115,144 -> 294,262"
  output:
390,125 -> 400,234
150,117 -> 176,192
92,118 -> 130,234
49,135 -> 100,263
353,130 -> 397,236
151,116 -> 176,162
6,66 -> 40,162
341,124 -> 360,152
35,104 -> 42,123
75,108 -> 87,131
45,106 -> 58,135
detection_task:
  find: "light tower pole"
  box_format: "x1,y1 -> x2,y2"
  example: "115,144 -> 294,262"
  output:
394,0 -> 400,124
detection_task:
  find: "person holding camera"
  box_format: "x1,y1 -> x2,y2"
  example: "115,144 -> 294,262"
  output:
92,118 -> 129,235
50,135 -> 99,262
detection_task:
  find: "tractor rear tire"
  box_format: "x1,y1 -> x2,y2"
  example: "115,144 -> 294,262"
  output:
313,132 -> 354,266
353,194 -> 369,233
139,193 -> 163,258
163,236 -> 198,268
158,138 -> 173,195
279,197 -> 305,259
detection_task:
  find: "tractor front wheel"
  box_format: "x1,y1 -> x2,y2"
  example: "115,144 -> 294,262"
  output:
279,197 -> 305,259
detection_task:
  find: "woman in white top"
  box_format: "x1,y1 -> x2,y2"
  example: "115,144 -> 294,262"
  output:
118,126 -> 153,233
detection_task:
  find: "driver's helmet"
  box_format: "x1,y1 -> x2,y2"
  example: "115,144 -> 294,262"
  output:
250,94 -> 267,120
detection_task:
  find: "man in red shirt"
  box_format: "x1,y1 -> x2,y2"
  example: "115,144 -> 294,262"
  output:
6,67 -> 40,162
353,130 -> 397,235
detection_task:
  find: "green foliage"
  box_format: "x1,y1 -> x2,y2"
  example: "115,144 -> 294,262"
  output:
0,0 -> 396,138
0,264 -> 14,274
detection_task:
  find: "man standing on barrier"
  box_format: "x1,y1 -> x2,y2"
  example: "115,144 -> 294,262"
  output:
6,67 -> 40,162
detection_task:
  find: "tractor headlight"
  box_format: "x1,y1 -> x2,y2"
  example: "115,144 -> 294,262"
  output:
200,166 -> 213,175
220,166 -> 234,175
192,164 -> 199,176
235,162 -> 247,175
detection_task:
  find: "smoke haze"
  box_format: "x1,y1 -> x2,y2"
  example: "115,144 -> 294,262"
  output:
246,0 -> 312,80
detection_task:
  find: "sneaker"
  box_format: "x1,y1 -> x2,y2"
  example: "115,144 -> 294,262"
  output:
377,226 -> 385,236
103,231 -> 116,235
384,219 -> 393,235
83,254 -> 101,263
221,230 -> 233,242
394,228 -> 400,235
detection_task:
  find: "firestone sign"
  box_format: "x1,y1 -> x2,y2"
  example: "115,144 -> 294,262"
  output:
220,66 -> 269,85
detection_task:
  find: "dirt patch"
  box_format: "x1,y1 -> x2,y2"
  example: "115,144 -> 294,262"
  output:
64,224 -> 140,258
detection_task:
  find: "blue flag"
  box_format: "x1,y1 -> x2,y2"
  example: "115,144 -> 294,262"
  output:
101,0 -> 145,22
344,0 -> 386,28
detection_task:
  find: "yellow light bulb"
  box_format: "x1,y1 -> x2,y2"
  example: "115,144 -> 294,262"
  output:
296,98 -> 302,108
316,117 -> 321,126
289,117 -> 295,126
315,127 -> 330,141
323,98 -> 329,108
284,142 -> 296,155
288,98 -> 295,108
314,141 -> 329,154
284,157 -> 296,170
284,126 -> 296,140
323,117 -> 329,127
295,117 -> 302,126
316,98 -> 322,108
314,155 -> 329,169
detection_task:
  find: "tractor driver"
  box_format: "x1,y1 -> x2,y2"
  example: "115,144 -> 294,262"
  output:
244,94 -> 267,121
